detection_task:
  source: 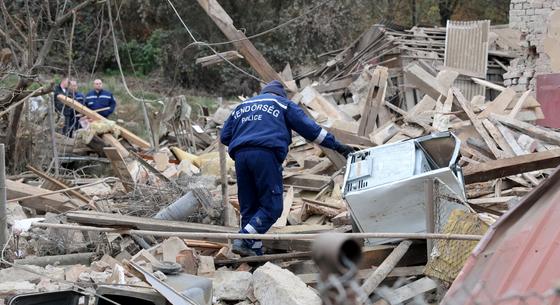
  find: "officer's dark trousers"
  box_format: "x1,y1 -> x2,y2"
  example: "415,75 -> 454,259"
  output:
63,115 -> 80,138
234,147 -> 284,251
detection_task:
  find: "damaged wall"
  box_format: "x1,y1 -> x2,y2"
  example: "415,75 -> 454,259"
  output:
507,0 -> 560,91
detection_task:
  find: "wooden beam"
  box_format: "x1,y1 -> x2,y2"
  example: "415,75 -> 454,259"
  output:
508,90 -> 532,119
196,0 -> 282,83
478,88 -> 515,118
57,94 -> 151,149
195,50 -> 243,67
66,210 -> 236,233
216,251 -> 311,265
463,149 -> 560,184
471,77 -> 506,92
101,134 -> 129,158
481,119 -> 515,156
65,211 -> 331,251
298,266 -> 425,285
328,127 -> 374,147
358,66 -> 388,137
104,147 -> 135,193
376,277 -> 437,305
6,179 -> 79,212
26,165 -> 91,204
272,186 -> 294,228
452,88 -> 506,159
360,240 -> 412,303
404,63 -> 447,101
489,113 -> 560,146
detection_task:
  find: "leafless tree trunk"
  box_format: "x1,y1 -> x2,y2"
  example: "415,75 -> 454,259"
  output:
0,0 -> 96,171
438,0 -> 460,26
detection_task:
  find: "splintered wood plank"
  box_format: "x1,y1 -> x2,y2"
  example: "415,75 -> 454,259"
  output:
104,147 -> 135,192
478,88 -> 516,118
452,88 -> 505,159
432,88 -> 454,131
481,119 -> 515,156
508,90 -> 532,119
463,149 -> 560,184
6,179 -> 79,212
26,165 -> 91,204
378,277 -> 437,305
490,113 -> 560,146
404,63 -> 448,101
371,121 -> 400,146
102,133 -> 129,158
196,0 -> 281,83
298,266 -> 425,285
284,174 -> 331,192
495,123 -> 525,156
272,187 -> 294,228
357,66 -> 389,136
328,127 -> 374,146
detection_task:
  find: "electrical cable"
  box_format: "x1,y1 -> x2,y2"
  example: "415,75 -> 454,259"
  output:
165,0 -> 264,83
184,0 -> 334,49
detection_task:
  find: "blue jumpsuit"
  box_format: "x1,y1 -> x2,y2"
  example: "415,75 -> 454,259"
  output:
63,91 -> 85,137
85,89 -> 116,118
220,80 -> 345,253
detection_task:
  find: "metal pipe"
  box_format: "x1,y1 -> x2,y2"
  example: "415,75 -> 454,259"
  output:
47,96 -> 60,176
14,252 -> 95,267
0,144 -> 7,247
32,222 -> 483,241
312,233 -> 362,275
425,178 -> 435,258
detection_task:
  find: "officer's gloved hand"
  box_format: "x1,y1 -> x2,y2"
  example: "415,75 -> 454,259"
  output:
336,144 -> 355,158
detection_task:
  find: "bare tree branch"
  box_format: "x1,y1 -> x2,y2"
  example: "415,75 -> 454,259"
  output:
33,0 -> 97,70
0,1 -> 27,42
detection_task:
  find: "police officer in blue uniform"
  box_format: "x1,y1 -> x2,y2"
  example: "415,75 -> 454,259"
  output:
63,80 -> 85,137
85,79 -> 116,118
220,80 -> 354,256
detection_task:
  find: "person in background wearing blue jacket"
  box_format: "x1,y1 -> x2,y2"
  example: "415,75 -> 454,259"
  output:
85,79 -> 116,118
63,80 -> 85,137
220,80 -> 354,256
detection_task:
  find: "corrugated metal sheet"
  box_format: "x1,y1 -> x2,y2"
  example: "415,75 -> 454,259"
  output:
444,20 -> 490,78
536,73 -> 560,128
455,76 -> 485,101
442,166 -> 560,305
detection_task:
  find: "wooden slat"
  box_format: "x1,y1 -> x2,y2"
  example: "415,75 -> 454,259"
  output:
272,186 -> 294,228
298,266 -> 425,285
358,66 -> 388,137
508,90 -> 532,119
478,88 -> 516,118
196,0 -> 282,83
489,114 -> 560,146
463,149 -> 560,184
104,147 -> 135,192
452,88 -> 506,159
6,179 -> 79,212
26,165 -> 91,204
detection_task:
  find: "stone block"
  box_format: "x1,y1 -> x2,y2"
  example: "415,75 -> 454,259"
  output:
253,262 -> 320,305
212,271 -> 253,301
535,8 -> 552,15
0,281 -> 36,298
0,266 -> 45,283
